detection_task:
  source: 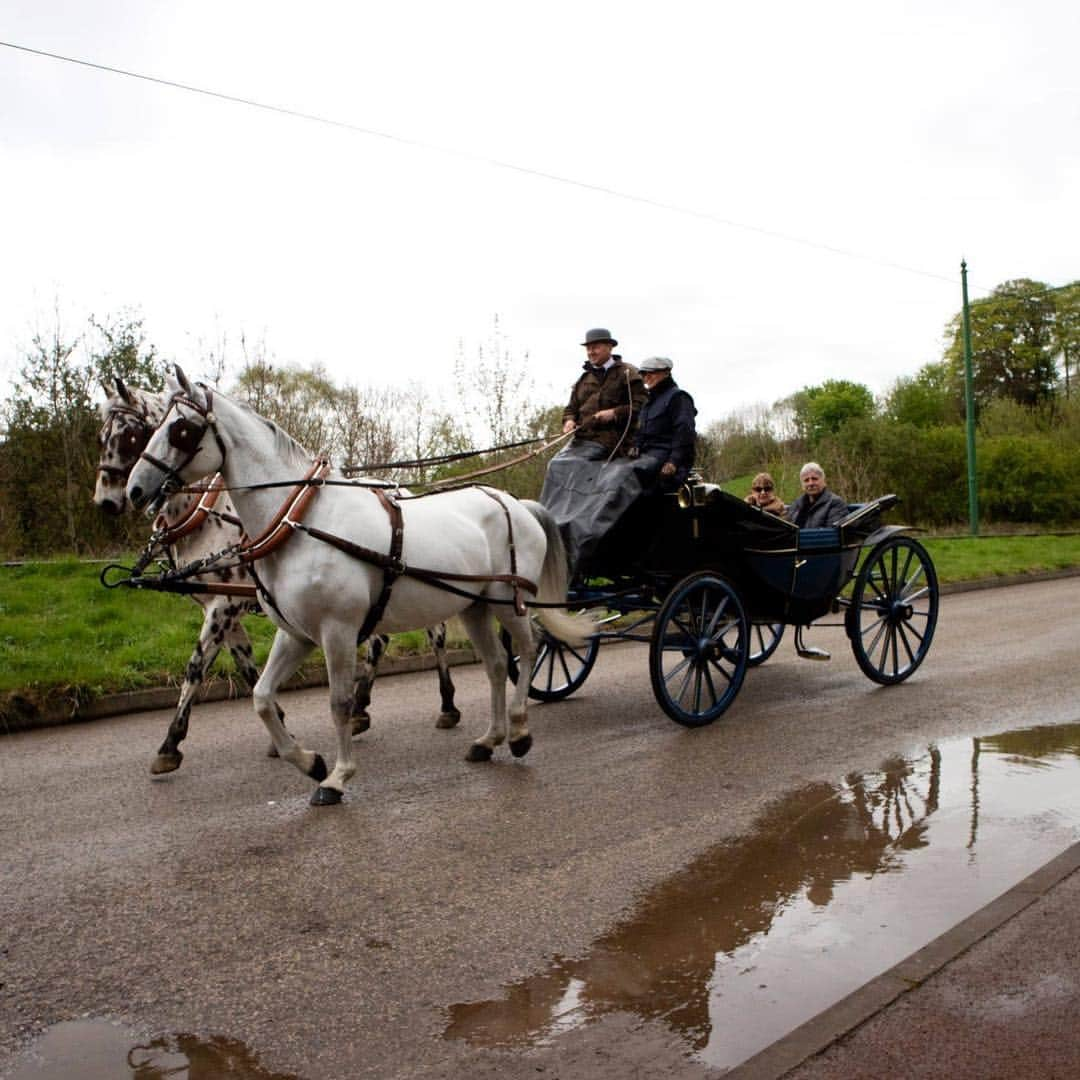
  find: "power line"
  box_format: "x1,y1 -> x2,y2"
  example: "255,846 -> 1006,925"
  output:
0,37 -> 1048,298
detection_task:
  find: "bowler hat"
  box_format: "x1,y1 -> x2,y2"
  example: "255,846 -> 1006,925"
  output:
581,328 -> 618,347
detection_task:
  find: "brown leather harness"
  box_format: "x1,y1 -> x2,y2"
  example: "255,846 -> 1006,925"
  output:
136,388 -> 539,637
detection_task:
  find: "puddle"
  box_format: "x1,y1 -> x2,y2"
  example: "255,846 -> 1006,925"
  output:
6,1019 -> 300,1079
445,721 -> 1080,1071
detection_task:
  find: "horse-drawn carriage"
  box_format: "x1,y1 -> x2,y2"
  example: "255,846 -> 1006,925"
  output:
110,367 -> 938,804
507,477 -> 939,728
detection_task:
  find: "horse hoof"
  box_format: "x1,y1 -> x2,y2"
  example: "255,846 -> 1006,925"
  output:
266,742 -> 279,758
150,751 -> 182,775
310,785 -> 342,806
309,754 -> 328,782
436,710 -> 461,730
466,743 -> 493,763
352,714 -> 371,736
509,734 -> 533,758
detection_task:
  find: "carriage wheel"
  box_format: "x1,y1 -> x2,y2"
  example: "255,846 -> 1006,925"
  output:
747,622 -> 785,667
649,572 -> 749,727
502,620 -> 600,702
846,536 -> 939,685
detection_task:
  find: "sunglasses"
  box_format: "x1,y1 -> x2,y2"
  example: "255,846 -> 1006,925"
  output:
752,486 -> 773,493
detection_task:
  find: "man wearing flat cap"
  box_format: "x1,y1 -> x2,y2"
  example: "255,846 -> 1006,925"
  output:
628,355 -> 697,491
561,328 -> 646,456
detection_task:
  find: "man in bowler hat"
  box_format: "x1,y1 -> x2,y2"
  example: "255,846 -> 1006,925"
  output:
561,328 -> 646,457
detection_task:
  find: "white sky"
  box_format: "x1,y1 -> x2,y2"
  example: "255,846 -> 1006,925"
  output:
1,0 -> 1077,427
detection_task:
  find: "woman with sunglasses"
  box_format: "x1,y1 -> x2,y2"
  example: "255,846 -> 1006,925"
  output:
744,471 -> 786,516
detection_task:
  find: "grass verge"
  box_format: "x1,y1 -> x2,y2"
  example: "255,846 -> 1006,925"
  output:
2,533 -> 1077,724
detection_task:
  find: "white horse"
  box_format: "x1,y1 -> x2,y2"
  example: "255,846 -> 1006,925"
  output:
95,378 -> 460,777
126,367 -> 590,805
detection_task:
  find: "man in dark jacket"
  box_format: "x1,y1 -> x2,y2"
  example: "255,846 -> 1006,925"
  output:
561,328 -> 646,457
628,355 -> 697,492
786,462 -> 849,527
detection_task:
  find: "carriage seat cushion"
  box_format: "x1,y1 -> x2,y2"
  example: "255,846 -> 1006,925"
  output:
798,526 -> 840,551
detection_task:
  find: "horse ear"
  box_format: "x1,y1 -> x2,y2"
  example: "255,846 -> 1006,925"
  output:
174,364 -> 194,397
114,376 -> 132,404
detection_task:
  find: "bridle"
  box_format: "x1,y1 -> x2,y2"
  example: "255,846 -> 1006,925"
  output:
138,385 -> 229,498
96,404 -> 154,481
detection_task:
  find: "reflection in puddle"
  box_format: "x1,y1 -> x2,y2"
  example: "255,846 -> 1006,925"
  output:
445,722 -> 1080,1071
7,1019 -> 301,1079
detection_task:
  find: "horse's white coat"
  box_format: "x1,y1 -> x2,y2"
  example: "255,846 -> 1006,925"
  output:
126,370 -> 589,802
95,382 -> 458,775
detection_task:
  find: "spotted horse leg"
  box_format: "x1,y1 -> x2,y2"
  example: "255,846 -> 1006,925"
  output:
151,597 -> 236,775
350,633 -> 389,736
428,622 -> 461,729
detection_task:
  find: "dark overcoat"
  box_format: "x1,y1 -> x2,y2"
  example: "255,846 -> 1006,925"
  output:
562,357 -> 646,455
633,375 -> 697,489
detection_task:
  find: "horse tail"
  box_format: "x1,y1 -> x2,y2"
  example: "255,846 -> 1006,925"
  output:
522,500 -> 595,647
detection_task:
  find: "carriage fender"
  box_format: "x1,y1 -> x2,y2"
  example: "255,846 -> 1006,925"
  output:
860,523 -> 919,549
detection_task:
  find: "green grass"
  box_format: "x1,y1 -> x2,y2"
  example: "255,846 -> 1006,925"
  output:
0,559 -> 468,719
921,534 -> 1080,582
2,535 -> 1077,720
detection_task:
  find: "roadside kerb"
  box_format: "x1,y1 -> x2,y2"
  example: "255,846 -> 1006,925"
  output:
726,842 -> 1080,1079
2,649 -> 477,735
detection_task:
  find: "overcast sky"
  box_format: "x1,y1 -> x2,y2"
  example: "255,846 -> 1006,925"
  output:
2,0 -> 1077,427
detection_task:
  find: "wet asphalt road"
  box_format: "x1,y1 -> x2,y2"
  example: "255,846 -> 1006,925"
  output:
1,578 -> 1077,1080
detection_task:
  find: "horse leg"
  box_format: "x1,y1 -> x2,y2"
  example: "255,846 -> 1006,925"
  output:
350,633 -> 388,736
311,625 -> 361,807
501,611 -> 536,759
223,618 -> 285,759
459,605 -> 509,763
252,629 -> 325,784
428,622 -> 461,729
151,599 -> 230,775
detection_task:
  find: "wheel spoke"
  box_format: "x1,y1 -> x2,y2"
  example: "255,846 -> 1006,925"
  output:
902,582 -> 930,604
862,616 -> 889,659
707,656 -> 734,686
897,622 -> 917,667
704,593 -> 729,637
709,615 -> 741,646
674,660 -> 696,705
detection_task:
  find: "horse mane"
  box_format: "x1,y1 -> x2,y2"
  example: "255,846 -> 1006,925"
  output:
229,395 -> 319,473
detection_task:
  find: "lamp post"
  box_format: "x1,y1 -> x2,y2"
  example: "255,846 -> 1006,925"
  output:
961,260 -> 979,536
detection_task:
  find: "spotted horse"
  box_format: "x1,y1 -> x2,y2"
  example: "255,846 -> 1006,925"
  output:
94,377 -> 460,775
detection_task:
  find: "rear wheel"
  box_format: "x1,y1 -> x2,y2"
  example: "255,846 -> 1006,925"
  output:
503,620 -> 600,702
846,536 -> 938,684
649,572 -> 748,727
747,622 -> 784,666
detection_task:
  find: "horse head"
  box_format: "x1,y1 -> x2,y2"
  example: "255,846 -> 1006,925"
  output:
93,380 -> 166,515
126,366 -> 226,514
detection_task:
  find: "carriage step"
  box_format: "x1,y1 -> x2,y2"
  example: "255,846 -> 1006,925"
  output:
794,625 -> 831,661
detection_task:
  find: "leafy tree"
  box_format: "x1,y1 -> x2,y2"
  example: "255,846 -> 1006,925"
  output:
230,361 -> 339,456
786,379 -> 875,444
944,278 -> 1059,412
882,362 -> 959,427
0,308 -> 160,556
87,311 -> 163,392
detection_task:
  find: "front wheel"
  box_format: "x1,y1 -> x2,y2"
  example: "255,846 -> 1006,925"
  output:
649,572 -> 749,727
846,536 -> 938,684
503,620 -> 600,702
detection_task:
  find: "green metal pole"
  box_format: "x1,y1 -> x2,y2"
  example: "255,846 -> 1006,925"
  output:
961,260 -> 979,535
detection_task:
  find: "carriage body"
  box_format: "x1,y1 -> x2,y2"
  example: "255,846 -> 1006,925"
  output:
512,481 -> 939,728
594,483 -> 899,624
